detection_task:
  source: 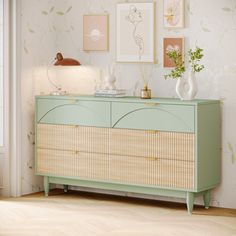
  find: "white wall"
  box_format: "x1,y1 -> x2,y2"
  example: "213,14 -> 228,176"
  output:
20,0 -> 236,209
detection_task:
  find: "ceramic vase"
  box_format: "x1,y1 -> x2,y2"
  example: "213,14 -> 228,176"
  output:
176,70 -> 197,100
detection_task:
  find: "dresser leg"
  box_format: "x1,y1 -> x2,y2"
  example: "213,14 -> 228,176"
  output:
203,190 -> 211,209
186,192 -> 194,214
44,176 -> 49,197
63,185 -> 69,193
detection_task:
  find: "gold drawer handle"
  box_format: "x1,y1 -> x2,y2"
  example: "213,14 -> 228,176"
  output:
146,157 -> 159,161
145,130 -> 159,134
75,150 -> 80,154
146,103 -> 160,106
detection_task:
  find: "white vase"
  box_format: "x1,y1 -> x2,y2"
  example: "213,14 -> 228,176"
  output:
175,70 -> 197,100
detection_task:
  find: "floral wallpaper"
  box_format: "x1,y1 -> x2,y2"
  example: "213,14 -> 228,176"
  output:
20,0 -> 236,209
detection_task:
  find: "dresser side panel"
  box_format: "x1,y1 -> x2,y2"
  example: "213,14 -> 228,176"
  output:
196,103 -> 221,191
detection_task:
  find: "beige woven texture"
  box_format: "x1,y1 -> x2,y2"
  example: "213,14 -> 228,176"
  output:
37,124 -> 195,189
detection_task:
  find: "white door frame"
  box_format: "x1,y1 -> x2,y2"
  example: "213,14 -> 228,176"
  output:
1,0 -> 22,197
9,0 -> 22,197
0,0 -> 10,196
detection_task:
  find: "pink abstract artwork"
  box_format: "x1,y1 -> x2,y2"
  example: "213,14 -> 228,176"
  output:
83,15 -> 109,51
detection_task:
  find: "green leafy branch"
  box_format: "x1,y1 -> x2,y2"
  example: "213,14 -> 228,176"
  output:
164,50 -> 185,79
164,46 -> 205,79
188,47 -> 205,73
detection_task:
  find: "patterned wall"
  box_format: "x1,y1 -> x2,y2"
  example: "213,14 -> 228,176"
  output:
20,0 -> 236,208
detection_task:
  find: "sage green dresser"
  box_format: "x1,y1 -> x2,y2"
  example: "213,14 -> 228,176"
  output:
35,95 -> 221,213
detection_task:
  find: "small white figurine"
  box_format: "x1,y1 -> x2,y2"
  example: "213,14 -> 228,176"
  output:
103,64 -> 116,90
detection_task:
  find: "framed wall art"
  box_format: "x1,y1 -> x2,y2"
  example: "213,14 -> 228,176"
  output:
163,0 -> 185,28
163,37 -> 184,68
116,3 -> 155,63
83,14 -> 109,51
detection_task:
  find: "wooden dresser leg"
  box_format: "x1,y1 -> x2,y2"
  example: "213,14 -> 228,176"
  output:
44,176 -> 49,197
63,185 -> 69,193
203,190 -> 211,209
187,192 -> 194,214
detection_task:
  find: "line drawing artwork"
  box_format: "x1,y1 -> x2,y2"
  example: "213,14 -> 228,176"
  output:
126,5 -> 144,60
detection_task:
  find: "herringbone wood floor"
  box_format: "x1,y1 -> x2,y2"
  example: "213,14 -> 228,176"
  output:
0,189 -> 236,236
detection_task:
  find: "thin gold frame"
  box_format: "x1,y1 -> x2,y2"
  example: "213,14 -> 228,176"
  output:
116,2 -> 156,63
83,14 -> 109,52
163,0 -> 185,29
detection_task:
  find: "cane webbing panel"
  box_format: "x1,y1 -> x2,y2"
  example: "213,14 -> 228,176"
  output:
37,148 -> 109,180
37,123 -> 109,153
110,128 -> 194,161
110,155 -> 194,189
36,124 -> 195,190
110,128 -> 194,189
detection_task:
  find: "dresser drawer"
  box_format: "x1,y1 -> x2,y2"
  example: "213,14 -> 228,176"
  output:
36,98 -> 110,127
37,148 -> 109,180
110,128 -> 194,161
112,102 -> 195,133
110,155 -> 194,190
37,124 -> 109,154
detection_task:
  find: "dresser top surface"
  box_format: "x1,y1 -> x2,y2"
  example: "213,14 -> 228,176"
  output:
35,94 -> 220,105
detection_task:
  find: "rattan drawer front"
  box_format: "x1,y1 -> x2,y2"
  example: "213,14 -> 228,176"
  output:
37,148 -> 109,180
77,126 -> 109,153
110,129 -> 194,162
37,124 -> 79,151
37,124 -> 109,153
110,155 -> 194,190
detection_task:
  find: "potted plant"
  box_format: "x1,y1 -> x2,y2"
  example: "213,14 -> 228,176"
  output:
165,46 -> 204,100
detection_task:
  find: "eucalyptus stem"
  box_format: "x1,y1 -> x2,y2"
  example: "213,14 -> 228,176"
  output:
164,46 -> 205,79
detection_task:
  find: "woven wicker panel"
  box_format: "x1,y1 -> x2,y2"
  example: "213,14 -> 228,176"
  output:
110,155 -> 194,189
37,124 -> 79,151
110,128 -> 194,161
37,124 -> 109,153
37,148 -> 109,180
77,126 -> 109,154
36,124 -> 194,189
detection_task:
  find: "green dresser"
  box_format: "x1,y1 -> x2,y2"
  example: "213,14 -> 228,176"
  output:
35,95 -> 221,213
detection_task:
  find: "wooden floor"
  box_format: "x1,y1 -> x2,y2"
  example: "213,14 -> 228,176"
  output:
0,189 -> 236,236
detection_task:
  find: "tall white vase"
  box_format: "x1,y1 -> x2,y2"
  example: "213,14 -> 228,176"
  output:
175,70 -> 197,100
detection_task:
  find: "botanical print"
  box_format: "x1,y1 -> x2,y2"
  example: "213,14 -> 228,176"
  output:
83,15 -> 109,51
163,38 -> 184,68
116,3 -> 154,62
164,0 -> 184,28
